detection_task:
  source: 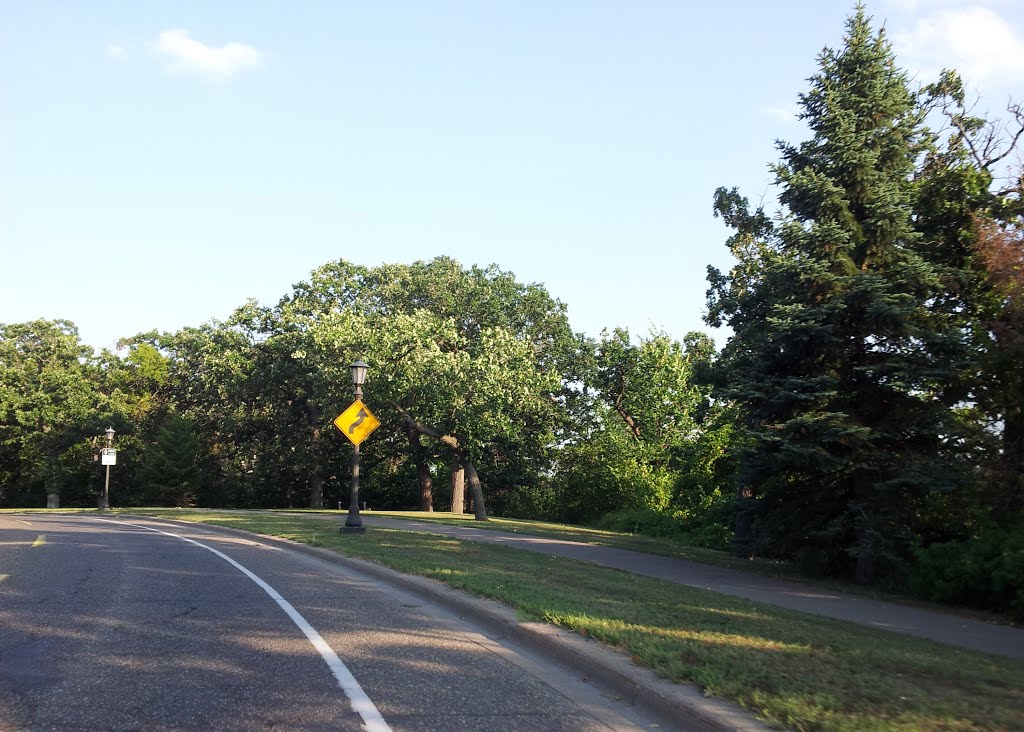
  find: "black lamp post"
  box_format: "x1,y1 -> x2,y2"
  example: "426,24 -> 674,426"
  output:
101,426 -> 115,510
342,360 -> 369,534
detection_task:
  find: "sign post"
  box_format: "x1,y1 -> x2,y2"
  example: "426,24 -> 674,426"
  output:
334,360 -> 379,533
100,427 -> 116,510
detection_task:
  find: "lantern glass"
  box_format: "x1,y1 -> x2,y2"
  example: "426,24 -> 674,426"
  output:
350,360 -> 369,387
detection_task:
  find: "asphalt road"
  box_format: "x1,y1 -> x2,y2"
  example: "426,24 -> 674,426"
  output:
0,515 -> 671,732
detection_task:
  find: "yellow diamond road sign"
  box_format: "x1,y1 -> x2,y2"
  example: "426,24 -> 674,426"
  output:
333,400 -> 381,446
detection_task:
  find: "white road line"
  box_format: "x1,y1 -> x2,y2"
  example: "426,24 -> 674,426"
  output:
92,517 -> 391,732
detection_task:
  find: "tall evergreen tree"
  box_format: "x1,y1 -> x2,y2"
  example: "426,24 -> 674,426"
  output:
136,414 -> 204,507
707,7 -> 968,581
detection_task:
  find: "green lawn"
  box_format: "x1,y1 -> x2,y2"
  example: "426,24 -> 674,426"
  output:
373,510 -> 773,567
275,508 -> 797,574
94,508 -> 1024,732
290,509 -> 1014,619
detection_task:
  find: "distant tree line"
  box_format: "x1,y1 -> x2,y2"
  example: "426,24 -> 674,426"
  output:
1,8 -> 1020,616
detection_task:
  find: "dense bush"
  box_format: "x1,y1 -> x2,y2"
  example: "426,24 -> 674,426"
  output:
902,523 -> 1024,620
487,483 -> 557,520
550,426 -> 676,525
595,506 -> 731,550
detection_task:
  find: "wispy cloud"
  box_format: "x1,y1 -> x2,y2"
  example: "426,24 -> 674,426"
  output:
106,43 -> 127,60
151,29 -> 263,81
884,0 -> 969,12
890,4 -> 1024,88
762,103 -> 801,124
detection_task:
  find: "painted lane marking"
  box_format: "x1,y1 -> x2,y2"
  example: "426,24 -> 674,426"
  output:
32,534 -> 46,547
19,520 -> 32,526
92,518 -> 390,732
0,574 -> 8,583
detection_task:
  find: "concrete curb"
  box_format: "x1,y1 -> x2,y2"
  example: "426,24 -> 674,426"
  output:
139,516 -> 773,732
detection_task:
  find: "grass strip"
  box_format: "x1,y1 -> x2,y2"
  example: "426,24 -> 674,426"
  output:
289,508 -> 782,572
293,509 -> 1019,620
119,508 -> 1022,732
374,511 -> 773,567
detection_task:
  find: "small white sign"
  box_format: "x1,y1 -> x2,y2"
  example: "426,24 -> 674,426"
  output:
101,448 -> 117,466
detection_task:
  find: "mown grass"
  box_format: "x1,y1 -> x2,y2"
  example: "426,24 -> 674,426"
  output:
296,509 -> 1016,619
369,510 -> 795,570
273,508 -> 795,574
108,508 -> 1023,732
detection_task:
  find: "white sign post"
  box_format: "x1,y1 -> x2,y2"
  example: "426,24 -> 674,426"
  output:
100,428 -> 116,509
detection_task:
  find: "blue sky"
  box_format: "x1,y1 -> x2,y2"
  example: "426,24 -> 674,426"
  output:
2,1 -> 1023,352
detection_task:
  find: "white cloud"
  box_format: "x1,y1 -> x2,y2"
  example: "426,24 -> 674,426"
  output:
106,43 -> 126,60
762,103 -> 801,124
891,5 -> 1024,87
884,0 -> 967,12
151,29 -> 263,81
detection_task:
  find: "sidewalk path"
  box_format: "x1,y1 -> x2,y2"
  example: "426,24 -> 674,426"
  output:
359,515 -> 1024,661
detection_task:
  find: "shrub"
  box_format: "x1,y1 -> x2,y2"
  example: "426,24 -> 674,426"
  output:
902,522 -> 1024,620
550,428 -> 675,525
594,507 -> 732,550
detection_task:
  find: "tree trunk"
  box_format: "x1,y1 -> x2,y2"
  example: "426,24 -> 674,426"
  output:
450,461 -> 465,514
464,459 -> 488,521
389,402 -> 484,518
306,399 -> 324,509
405,419 -> 433,511
853,478 -> 877,584
1003,403 -> 1024,513
417,463 -> 434,512
732,484 -> 755,558
309,474 -> 324,510
854,550 -> 875,585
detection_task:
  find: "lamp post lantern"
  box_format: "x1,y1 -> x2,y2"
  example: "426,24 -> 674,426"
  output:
343,360 -> 369,533
100,427 -> 115,510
